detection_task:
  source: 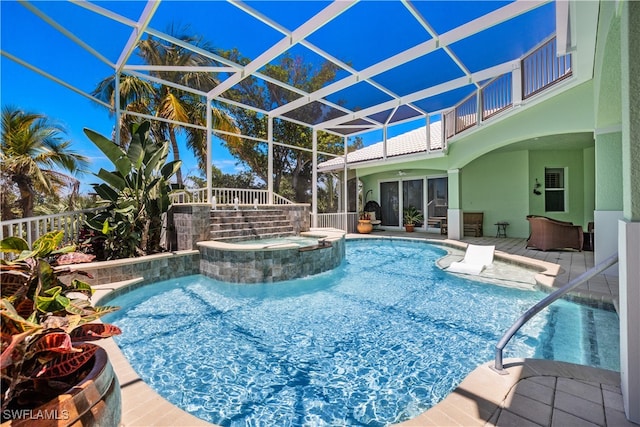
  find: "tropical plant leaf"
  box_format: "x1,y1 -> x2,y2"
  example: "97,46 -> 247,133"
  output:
35,286 -> 69,314
51,244 -> 77,256
29,332 -> 76,355
144,145 -> 167,179
161,160 -> 182,180
84,128 -> 126,168
0,270 -> 30,298
1,330 -> 34,369
64,300 -> 93,317
70,279 -> 94,295
101,219 -> 111,235
97,168 -> 127,191
69,324 -> 122,342
1,300 -> 41,334
127,140 -> 145,170
55,252 -> 96,265
73,305 -> 121,324
0,236 -> 30,253
34,343 -> 97,379
37,260 -> 59,294
93,182 -> 119,202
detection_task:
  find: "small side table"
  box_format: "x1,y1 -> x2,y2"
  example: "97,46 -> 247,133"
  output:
495,222 -> 509,238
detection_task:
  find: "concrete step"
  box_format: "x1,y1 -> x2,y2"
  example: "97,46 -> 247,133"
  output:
210,220 -> 292,231
210,214 -> 289,224
210,225 -> 295,240
211,231 -> 296,243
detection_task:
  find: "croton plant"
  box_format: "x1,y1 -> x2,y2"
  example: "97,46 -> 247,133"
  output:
0,231 -> 121,418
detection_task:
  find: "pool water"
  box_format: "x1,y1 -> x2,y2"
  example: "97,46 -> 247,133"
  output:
104,239 -> 620,426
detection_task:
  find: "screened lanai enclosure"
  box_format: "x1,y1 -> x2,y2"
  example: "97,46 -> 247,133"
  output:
1,0 -> 568,231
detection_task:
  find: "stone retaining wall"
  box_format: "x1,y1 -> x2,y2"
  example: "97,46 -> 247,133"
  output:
62,250 -> 200,287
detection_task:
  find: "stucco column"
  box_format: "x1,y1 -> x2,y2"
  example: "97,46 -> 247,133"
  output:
447,169 -> 462,239
619,1 -> 640,421
594,128 -> 624,268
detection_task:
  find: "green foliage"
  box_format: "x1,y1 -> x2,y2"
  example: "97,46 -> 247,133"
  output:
403,206 -> 424,226
186,164 -> 263,190
0,231 -> 121,416
222,52 -> 363,203
0,106 -> 88,219
84,121 -> 182,259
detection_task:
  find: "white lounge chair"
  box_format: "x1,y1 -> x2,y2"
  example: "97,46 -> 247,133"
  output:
447,244 -> 495,275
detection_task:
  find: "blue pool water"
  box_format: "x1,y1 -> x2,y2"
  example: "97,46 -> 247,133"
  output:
104,239 -> 620,426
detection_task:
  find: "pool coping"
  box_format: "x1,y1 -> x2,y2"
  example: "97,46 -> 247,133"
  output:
92,236 -> 619,427
196,228 -> 345,251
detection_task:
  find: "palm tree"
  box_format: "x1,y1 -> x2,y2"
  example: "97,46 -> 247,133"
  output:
0,106 -> 89,218
92,26 -> 239,186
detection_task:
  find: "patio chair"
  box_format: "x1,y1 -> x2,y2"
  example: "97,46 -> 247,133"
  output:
526,215 -> 583,251
364,200 -> 382,229
365,210 -> 382,228
447,244 -> 495,275
463,212 -> 483,237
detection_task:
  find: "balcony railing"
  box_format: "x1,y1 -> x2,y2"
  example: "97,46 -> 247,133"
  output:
443,36 -> 572,140
522,37 -> 572,99
482,72 -> 513,120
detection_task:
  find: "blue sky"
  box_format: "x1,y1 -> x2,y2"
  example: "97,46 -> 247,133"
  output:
1,0 -> 553,193
0,0 -> 400,193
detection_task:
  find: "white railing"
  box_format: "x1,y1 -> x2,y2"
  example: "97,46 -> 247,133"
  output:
444,36 -> 572,141
482,72 -> 513,120
522,37 -> 572,100
313,212 -> 359,233
0,207 -> 103,247
170,188 -> 295,206
170,187 -> 208,204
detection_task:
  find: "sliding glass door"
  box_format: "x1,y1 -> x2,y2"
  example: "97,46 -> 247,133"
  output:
380,181 -> 400,226
378,177 -> 446,230
427,177 -> 448,231
402,179 -> 424,227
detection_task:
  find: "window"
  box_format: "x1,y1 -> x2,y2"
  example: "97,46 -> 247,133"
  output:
545,168 -> 565,212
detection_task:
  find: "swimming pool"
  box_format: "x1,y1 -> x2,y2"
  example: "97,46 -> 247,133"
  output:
104,239 -> 620,426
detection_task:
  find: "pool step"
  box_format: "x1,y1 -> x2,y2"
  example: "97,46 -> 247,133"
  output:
209,208 -> 295,241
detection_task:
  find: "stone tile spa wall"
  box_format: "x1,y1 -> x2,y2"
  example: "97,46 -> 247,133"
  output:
198,237 -> 345,284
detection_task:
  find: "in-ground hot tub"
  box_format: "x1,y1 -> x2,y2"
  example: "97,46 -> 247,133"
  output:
197,229 -> 345,283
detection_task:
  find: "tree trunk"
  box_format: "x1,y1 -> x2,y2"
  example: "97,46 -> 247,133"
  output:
168,127 -> 183,187
14,176 -> 34,219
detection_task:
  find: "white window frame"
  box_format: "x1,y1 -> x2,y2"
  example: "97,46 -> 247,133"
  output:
544,167 -> 568,213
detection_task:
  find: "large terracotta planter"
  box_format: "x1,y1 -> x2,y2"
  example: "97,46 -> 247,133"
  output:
404,224 -> 415,232
357,220 -> 373,234
2,347 -> 121,427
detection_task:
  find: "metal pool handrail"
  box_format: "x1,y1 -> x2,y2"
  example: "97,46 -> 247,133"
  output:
492,252 -> 619,374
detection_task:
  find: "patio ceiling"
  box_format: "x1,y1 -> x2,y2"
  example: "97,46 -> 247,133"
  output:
1,0 -> 559,138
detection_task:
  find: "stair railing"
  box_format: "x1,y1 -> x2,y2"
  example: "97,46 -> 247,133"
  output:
492,252 -> 619,374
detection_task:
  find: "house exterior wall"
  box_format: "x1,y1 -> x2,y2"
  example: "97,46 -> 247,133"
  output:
460,151 -> 530,238
528,149 -> 589,227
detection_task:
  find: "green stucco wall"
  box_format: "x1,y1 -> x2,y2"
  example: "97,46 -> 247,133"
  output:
584,146 -> 596,225
593,2 -> 622,129
622,0 -> 640,220
528,149 -> 590,228
461,151 -> 530,238
595,132 -> 624,210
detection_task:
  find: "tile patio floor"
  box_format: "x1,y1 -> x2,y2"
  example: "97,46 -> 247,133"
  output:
98,231 -> 637,427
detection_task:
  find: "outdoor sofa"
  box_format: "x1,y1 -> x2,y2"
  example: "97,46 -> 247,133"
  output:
526,215 -> 584,251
